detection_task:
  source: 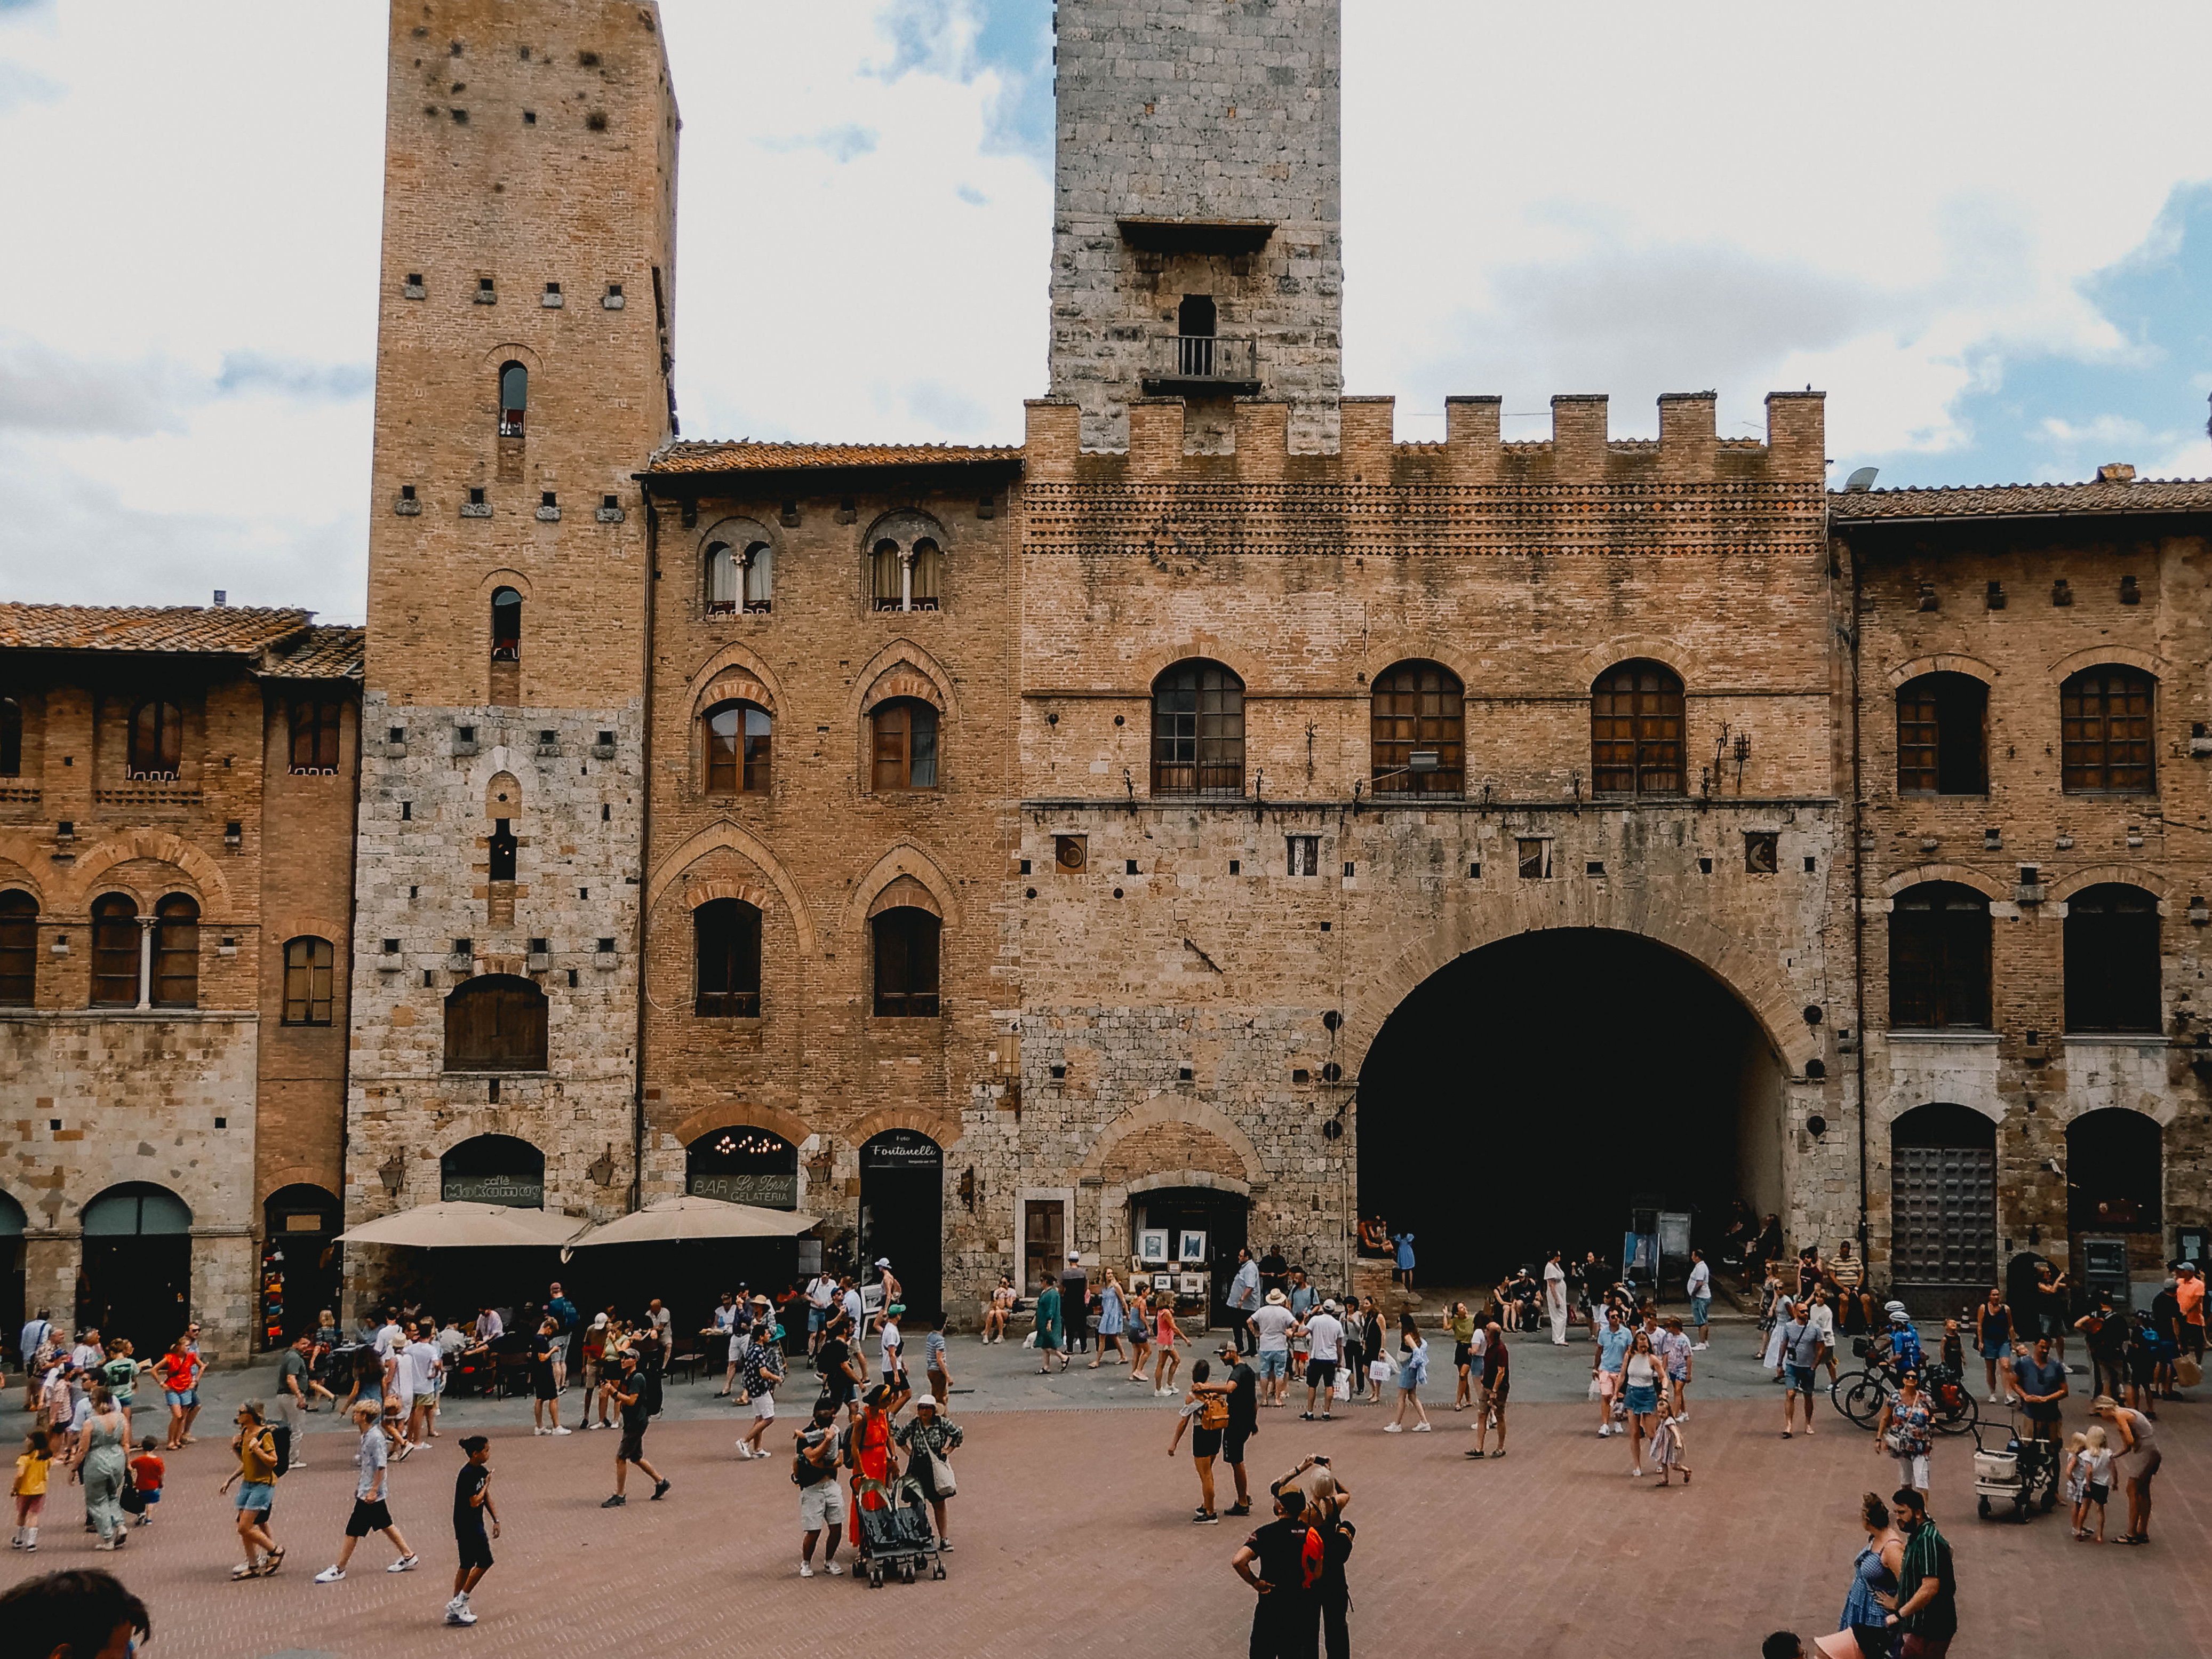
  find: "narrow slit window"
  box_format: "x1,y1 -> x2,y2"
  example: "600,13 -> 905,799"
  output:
490,587 -> 522,660
282,935 -> 335,1025
498,361 -> 528,437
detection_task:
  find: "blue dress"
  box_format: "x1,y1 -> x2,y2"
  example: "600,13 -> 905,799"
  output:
1393,1234 -> 1416,1271
1097,1285 -> 1124,1337
1840,1541 -> 1898,1654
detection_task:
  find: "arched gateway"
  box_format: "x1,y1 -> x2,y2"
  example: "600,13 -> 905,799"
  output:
1353,928 -> 1793,1287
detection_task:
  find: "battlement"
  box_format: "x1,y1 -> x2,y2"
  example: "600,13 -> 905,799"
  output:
1023,390 -> 1826,488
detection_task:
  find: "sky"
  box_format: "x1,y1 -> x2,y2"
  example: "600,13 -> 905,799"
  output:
3,0 -> 2211,623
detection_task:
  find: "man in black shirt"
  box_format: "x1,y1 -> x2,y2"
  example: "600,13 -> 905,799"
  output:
1060,1255 -> 1090,1355
1205,1341 -> 1259,1517
1232,1489 -> 1322,1659
600,1352 -> 669,1508
1259,1244 -> 1290,1303
445,1435 -> 498,1626
817,1317 -> 862,1416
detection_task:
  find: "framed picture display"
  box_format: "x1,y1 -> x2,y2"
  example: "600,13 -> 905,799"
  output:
1179,1272 -> 1202,1295
1152,1272 -> 1174,1292
1137,1229 -> 1170,1264
1178,1229 -> 1207,1263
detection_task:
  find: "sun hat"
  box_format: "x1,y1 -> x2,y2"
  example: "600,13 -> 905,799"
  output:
912,1393 -> 937,1410
875,1257 -> 891,1269
1265,1288 -> 1289,1305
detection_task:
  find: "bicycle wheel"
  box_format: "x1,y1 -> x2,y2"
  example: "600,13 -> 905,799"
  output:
1834,1371 -> 1888,1430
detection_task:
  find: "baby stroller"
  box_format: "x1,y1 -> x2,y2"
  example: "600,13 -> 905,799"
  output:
851,1473 -> 946,1587
1970,1411 -> 2059,1522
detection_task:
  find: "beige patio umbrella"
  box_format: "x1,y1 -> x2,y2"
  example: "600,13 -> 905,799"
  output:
564,1193 -> 819,1248
336,1201 -> 587,1249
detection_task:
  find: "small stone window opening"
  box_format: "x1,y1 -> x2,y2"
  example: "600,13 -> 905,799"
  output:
585,110 -> 608,132
1287,835 -> 1320,876
871,699 -> 939,791
490,586 -> 523,661
703,700 -> 772,794
498,361 -> 527,436
693,898 -> 762,1017
1516,838 -> 1551,880
1745,832 -> 1779,874
872,907 -> 941,1018
488,818 -> 517,882
468,488 -> 486,507
523,109 -> 537,125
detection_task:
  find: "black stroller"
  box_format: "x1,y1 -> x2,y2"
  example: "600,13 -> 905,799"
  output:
851,1473 -> 946,1587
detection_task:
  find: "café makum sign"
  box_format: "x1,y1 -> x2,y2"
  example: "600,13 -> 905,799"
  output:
441,1174 -> 546,1208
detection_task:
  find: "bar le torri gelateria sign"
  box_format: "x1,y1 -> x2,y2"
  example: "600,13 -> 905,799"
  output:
689,1173 -> 799,1210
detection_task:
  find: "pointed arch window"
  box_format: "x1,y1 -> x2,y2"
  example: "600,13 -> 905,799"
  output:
490,587 -> 522,661
127,699 -> 182,780
1151,660 -> 1245,797
704,700 -> 772,795
0,889 -> 35,1006
2061,666 -> 2155,794
498,361 -> 528,436
1370,661 -> 1464,796
872,906 -> 941,1017
694,898 -> 762,1017
871,698 -> 939,791
282,935 -> 335,1025
1590,660 -> 1683,796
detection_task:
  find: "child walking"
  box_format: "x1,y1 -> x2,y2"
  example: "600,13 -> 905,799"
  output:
127,1437 -> 164,1526
2066,1425 -> 2113,1542
446,1435 -> 498,1625
11,1428 -> 51,1551
1650,1410 -> 1691,1486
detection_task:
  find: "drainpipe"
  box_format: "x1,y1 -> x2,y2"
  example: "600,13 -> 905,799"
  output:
630,485 -> 659,1217
1845,521 -> 1872,1258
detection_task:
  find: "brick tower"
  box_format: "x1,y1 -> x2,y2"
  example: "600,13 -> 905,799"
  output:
345,0 -> 678,1244
1048,0 -> 1343,451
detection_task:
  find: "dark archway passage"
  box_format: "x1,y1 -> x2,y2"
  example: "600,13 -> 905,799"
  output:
1355,929 -> 1784,1287
861,1130 -> 944,1320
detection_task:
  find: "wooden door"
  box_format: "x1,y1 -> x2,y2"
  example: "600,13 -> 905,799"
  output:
1024,1201 -> 1065,1300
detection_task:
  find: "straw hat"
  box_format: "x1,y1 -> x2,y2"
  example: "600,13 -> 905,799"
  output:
1265,1288 -> 1289,1305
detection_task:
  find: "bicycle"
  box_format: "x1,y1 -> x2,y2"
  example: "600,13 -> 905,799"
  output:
1830,1341 -> 1979,1437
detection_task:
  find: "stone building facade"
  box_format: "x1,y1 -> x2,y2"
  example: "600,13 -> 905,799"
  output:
0,605 -> 363,1363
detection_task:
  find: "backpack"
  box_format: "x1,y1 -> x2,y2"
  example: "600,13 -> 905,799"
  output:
1198,1392 -> 1231,1432
268,1425 -> 291,1479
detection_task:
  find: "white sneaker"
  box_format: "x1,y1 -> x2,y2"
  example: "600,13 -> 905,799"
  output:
449,1606 -> 477,1626
825,1561 -> 844,1576
1599,1425 -> 1612,1437
1383,1423 -> 1403,1433
733,1443 -> 753,1459
1691,1343 -> 1709,1352
798,1561 -> 816,1578
1411,1422 -> 1432,1432
387,1553 -> 419,1573
1630,1466 -> 1644,1477
1988,1392 -> 2001,1403
532,1426 -> 546,1436
551,1426 -> 571,1436
314,1567 -> 345,1584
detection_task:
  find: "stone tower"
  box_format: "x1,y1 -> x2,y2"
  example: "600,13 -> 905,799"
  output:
1049,0 -> 1344,451
345,0 -> 678,1240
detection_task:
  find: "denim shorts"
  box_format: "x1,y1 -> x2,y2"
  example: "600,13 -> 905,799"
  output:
235,1482 -> 274,1513
809,1307 -> 827,1333
164,1390 -> 197,1408
1689,1297 -> 1711,1327
1624,1383 -> 1659,1415
1255,1350 -> 1288,1380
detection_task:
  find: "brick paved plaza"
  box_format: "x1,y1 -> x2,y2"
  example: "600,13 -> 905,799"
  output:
11,1355 -> 2202,1659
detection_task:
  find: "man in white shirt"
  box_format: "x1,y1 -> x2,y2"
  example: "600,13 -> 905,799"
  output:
405,1329 -> 443,1444
1685,1248 -> 1713,1350
1226,1249 -> 1261,1355
805,1273 -> 838,1356
840,1278 -> 865,1338
645,1298 -> 673,1359
1298,1299 -> 1345,1420
1543,1253 -> 1569,1345
1806,1285 -> 1839,1384
1248,1290 -> 1298,1407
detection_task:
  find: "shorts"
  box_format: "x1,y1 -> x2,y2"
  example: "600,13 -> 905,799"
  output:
1221,1427 -> 1250,1466
533,1375 -> 557,1402
618,1429 -> 648,1463
1251,1350 -> 1287,1380
2086,1482 -> 2109,1504
1787,1365 -> 1816,1395
808,1307 -> 827,1333
1690,1297 -> 1711,1327
1977,1337 -> 2010,1360
798,1479 -> 840,1531
1453,1343 -> 1473,1369
1191,1426 -> 1223,1461
1482,1369 -> 1509,1404
456,1528 -> 494,1572
346,1497 -> 394,1537
1624,1383 -> 1659,1415
1597,1370 -> 1623,1397
752,1392 -> 777,1421
135,1487 -> 162,1509
164,1389 -> 197,1409
1894,1453 -> 1929,1488
234,1482 -> 274,1513
1306,1360 -> 1337,1394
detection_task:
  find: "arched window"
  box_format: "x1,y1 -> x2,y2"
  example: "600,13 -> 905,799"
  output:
0,697 -> 20,776
1590,661 -> 1683,796
743,542 -> 773,612
704,700 -> 772,794
2067,1108 -> 2162,1233
2064,883 -> 2160,1033
282,935 -> 335,1026
90,894 -> 139,1006
1896,672 -> 1987,795
867,515 -> 948,613
127,700 -> 182,779
1370,661 -> 1464,796
498,361 -> 528,436
694,898 -> 762,1017
440,1134 -> 546,1206
909,539 -> 941,611
1890,1103 -> 1998,1304
706,543 -> 739,613
871,699 -> 939,791
490,587 -> 522,661
872,906 -> 941,1017
1151,659 -> 1245,797
2061,666 -> 2155,793
288,698 -> 343,773
1889,881 -> 1992,1030
151,894 -> 198,1008
871,539 -> 905,611
687,1125 -> 798,1207
443,974 -> 549,1072
0,889 -> 35,1006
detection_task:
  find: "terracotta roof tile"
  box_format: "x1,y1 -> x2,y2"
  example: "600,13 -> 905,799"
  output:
0,603 -> 316,656
646,440 -> 1024,476
256,624 -> 365,681
1830,477 -> 2212,522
